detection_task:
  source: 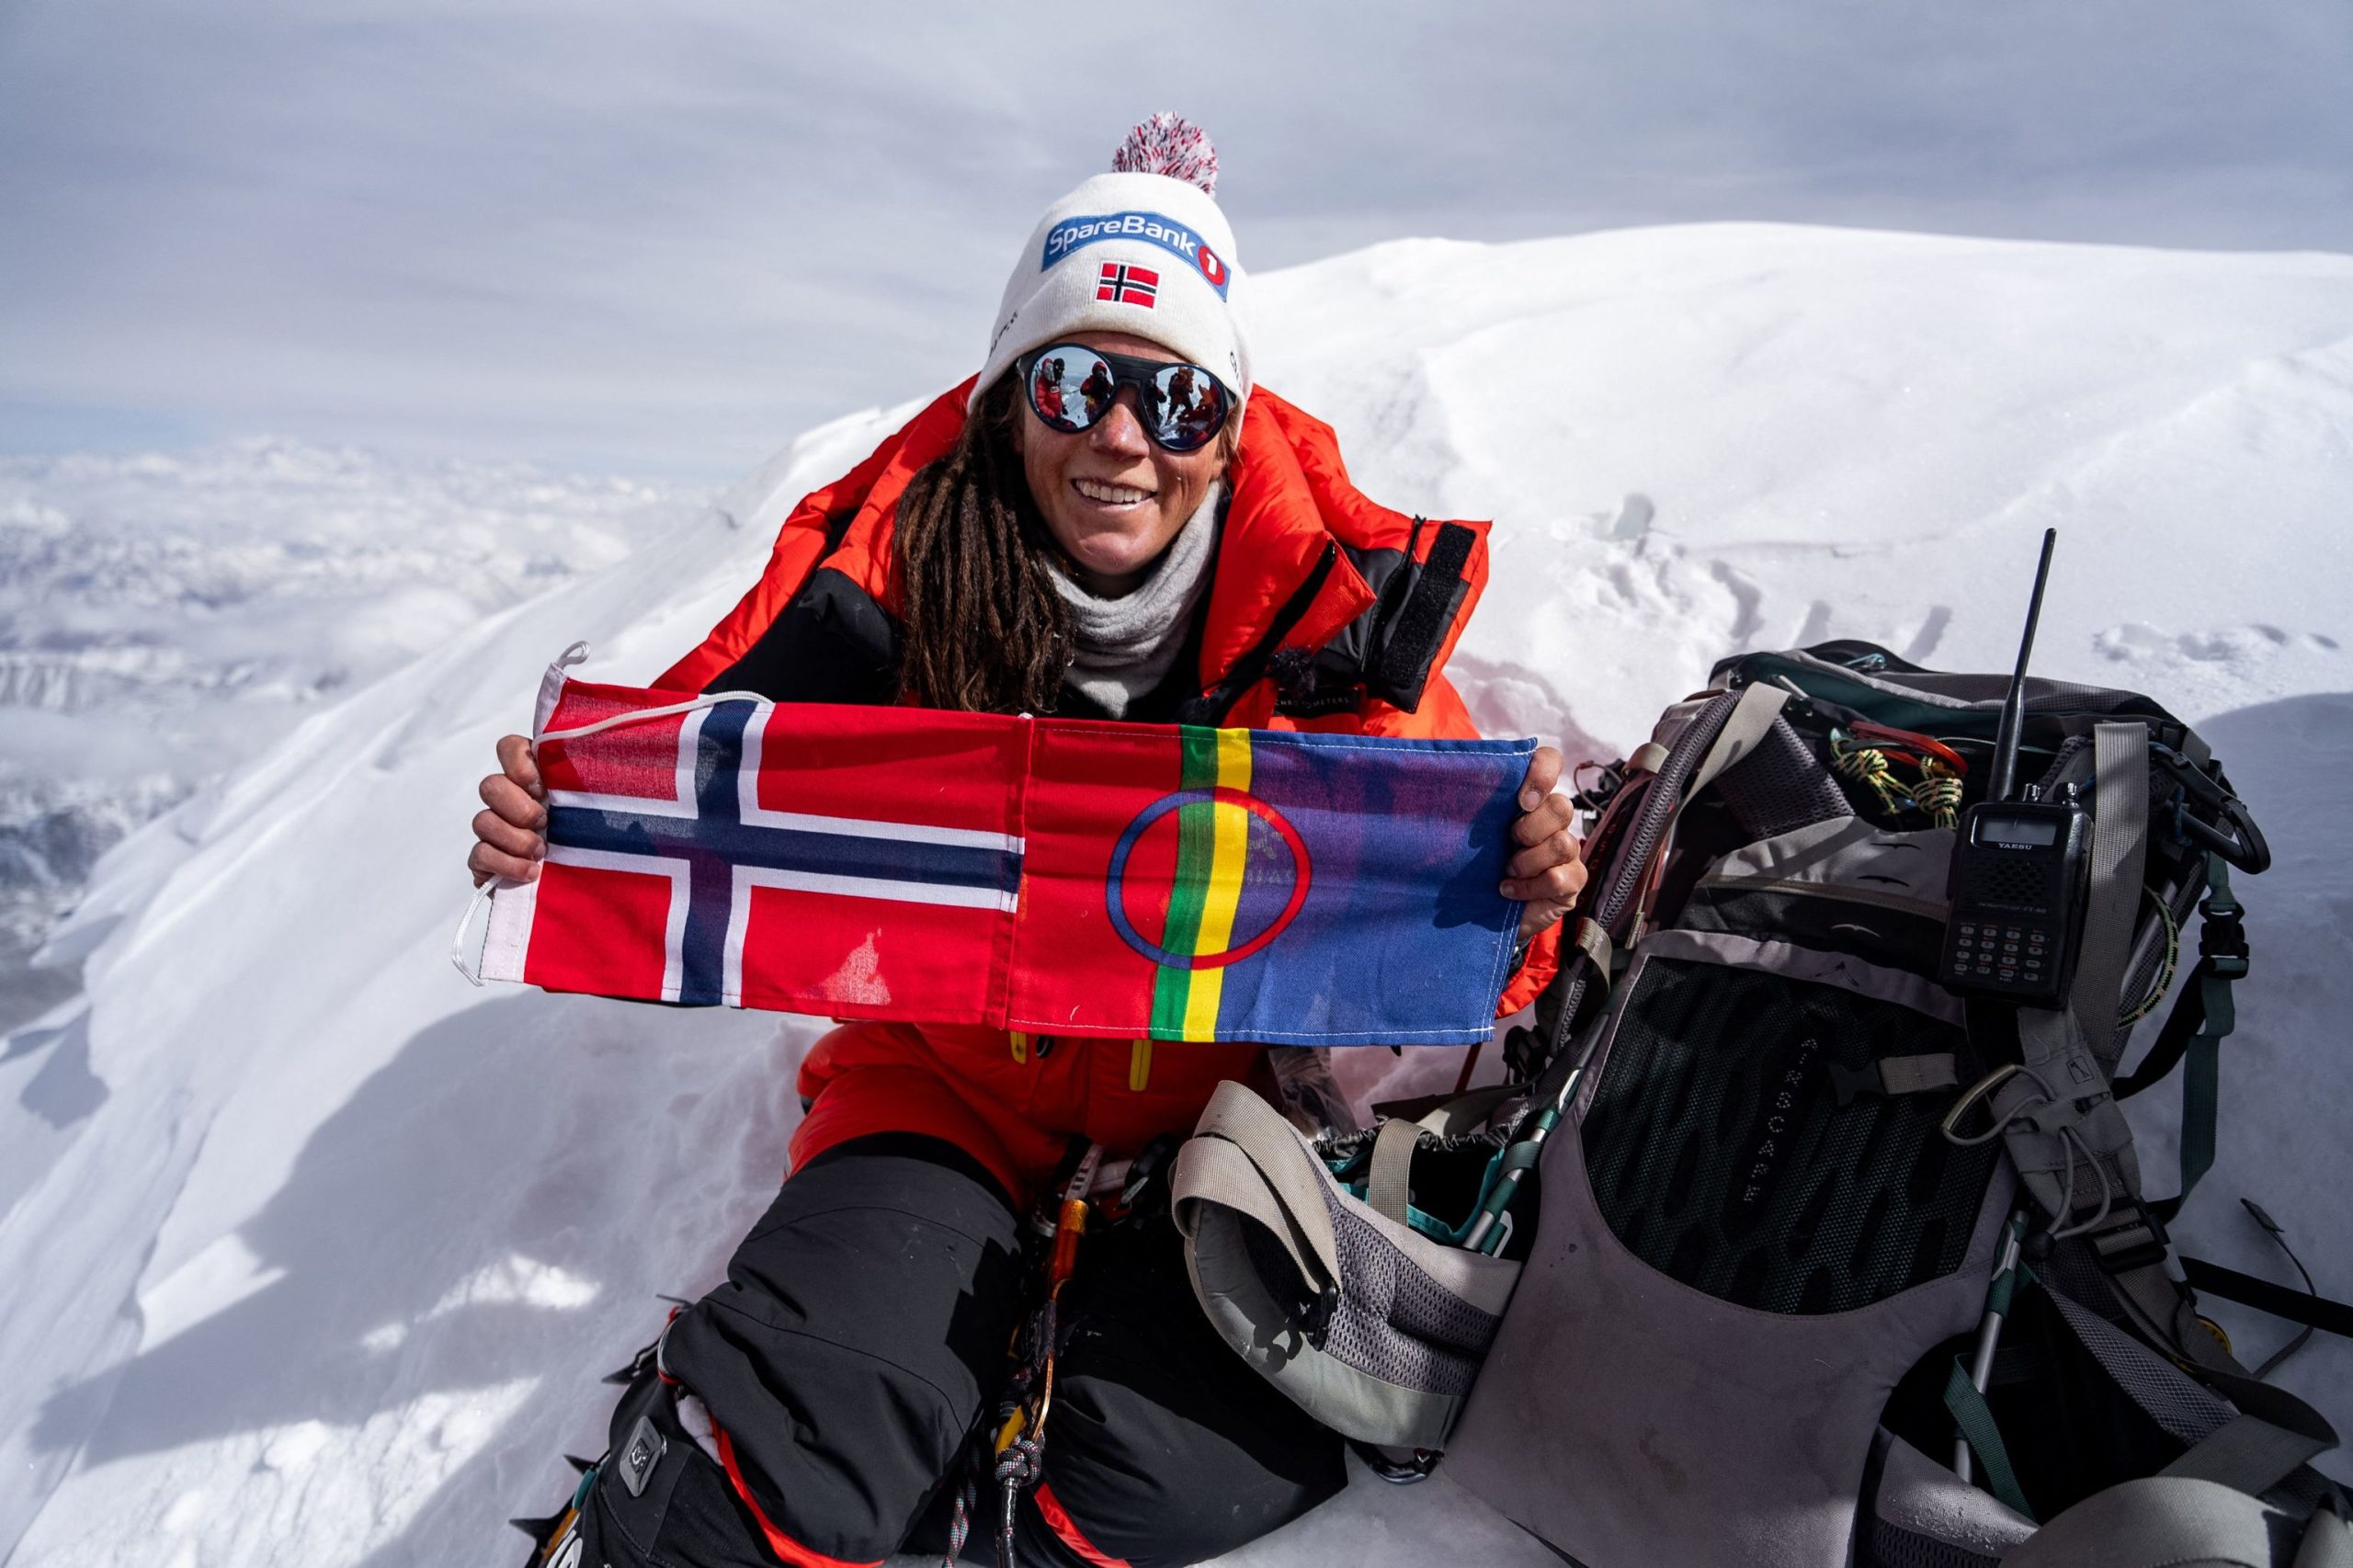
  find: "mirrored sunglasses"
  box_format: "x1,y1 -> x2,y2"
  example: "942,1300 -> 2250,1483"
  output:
1017,343 -> 1233,454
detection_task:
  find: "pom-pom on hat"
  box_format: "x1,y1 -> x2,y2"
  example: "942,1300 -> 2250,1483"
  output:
973,114 -> 1249,420
1112,111 -> 1219,195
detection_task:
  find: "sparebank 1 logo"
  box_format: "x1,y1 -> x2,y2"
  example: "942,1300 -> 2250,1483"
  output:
1042,211 -> 1231,300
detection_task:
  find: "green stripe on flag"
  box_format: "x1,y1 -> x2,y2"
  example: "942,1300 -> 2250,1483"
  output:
1150,728 -> 1223,1038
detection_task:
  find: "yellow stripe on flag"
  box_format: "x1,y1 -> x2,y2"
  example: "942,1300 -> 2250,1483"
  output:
1181,730 -> 1255,1041
1128,1038 -> 1153,1091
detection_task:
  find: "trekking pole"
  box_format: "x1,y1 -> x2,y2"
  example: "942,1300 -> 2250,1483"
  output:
1462,1045 -> 1586,1255
1460,1125 -> 1541,1255
1953,1211 -> 2029,1483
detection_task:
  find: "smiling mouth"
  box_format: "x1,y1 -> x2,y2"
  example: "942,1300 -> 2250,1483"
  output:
1073,478 -> 1154,506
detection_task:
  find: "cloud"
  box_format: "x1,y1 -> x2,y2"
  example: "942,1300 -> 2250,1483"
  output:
1,0 -> 2347,477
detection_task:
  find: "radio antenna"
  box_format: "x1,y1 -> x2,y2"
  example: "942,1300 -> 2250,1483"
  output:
1988,528 -> 2058,805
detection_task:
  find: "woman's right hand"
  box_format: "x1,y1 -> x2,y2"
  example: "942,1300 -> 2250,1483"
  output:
469,733 -> 548,885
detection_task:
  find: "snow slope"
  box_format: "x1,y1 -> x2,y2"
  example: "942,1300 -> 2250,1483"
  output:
3,223 -> 2348,1565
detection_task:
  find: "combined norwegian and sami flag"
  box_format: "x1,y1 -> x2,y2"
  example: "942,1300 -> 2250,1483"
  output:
471,675 -> 1531,1048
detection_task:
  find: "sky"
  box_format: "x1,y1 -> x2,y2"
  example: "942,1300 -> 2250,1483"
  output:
1,0 -> 2348,480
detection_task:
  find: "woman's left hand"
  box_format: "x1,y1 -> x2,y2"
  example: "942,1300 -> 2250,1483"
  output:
1504,745 -> 1587,944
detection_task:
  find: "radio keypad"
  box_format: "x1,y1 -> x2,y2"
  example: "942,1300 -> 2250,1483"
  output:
1946,919 -> 2059,993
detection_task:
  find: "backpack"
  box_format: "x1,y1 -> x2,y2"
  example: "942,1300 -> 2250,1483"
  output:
1177,639 -> 2349,1564
1439,641 -> 2346,1566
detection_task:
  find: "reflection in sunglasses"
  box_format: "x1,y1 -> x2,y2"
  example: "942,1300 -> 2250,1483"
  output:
1022,344 -> 1232,454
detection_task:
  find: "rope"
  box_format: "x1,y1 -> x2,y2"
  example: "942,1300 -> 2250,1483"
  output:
1831,723 -> 1973,828
995,1432 -> 1045,1564
1911,756 -> 1963,830
943,1471 -> 977,1566
1830,730 -> 1911,816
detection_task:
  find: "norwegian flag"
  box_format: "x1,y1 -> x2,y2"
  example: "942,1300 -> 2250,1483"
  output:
482,681 -> 1026,1023
1096,261 -> 1159,307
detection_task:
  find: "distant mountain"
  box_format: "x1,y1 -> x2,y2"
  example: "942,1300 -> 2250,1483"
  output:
0,439 -> 705,1033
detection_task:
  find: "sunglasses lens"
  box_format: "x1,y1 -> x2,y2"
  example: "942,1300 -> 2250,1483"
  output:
1025,345 -> 1230,451
1029,347 -> 1114,432
1145,363 -> 1227,452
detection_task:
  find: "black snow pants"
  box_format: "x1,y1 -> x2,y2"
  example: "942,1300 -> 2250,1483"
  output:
532,1133 -> 1346,1568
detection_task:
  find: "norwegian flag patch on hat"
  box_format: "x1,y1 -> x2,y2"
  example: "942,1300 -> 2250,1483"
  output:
1097,262 -> 1159,307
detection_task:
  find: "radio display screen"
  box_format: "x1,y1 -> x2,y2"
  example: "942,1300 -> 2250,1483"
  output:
1979,814 -> 2059,846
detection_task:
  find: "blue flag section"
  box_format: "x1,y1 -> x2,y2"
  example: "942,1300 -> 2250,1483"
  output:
1011,722 -> 1533,1047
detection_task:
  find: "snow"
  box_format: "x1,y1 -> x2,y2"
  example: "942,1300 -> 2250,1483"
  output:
2,222 -> 2349,1565
0,440 -> 706,1033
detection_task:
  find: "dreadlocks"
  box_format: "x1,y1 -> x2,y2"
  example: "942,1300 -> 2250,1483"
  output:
893,377 -> 1074,714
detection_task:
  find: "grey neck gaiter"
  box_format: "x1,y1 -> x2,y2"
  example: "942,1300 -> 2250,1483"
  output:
1045,481 -> 1223,719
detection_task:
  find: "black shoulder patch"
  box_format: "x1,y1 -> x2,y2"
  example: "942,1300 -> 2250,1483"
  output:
1368,521 -> 1474,711
708,566 -> 902,704
1271,520 -> 1476,718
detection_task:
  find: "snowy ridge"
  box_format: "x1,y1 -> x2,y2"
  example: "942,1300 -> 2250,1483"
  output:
2,224 -> 2348,1564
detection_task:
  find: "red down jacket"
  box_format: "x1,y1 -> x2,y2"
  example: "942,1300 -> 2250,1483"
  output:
658,378 -> 1559,1204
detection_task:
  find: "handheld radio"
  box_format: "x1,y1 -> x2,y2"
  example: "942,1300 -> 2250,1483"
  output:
1938,529 -> 2090,1008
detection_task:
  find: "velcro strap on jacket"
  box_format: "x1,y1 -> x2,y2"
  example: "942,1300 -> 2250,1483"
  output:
1367,522 -> 1474,712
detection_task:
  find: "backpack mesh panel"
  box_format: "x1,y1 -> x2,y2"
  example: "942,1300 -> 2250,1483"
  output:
1860,1520 -> 2001,1568
1310,1186 -> 1501,1398
1711,714 -> 1855,843
2043,1287 -> 2232,1448
1582,957 -> 2000,1313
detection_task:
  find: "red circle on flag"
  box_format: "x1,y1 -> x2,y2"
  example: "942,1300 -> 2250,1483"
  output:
1104,787 -> 1311,971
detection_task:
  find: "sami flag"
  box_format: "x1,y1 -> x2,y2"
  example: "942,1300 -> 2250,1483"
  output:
470,676 -> 1529,1048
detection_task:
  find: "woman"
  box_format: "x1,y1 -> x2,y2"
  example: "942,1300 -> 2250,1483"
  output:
473,118 -> 1585,1568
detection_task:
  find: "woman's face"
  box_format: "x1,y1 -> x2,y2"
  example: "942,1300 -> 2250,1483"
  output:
1012,331 -> 1228,597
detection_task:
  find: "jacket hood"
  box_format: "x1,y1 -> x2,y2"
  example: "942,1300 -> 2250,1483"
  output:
656,379 -> 1491,733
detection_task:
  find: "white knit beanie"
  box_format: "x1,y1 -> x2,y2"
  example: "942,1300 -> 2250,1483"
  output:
973,115 -> 1250,418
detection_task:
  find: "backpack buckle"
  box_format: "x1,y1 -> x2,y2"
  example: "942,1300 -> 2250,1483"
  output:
2086,1204 -> 2171,1275
1302,1280 -> 1340,1349
2198,900 -> 2249,979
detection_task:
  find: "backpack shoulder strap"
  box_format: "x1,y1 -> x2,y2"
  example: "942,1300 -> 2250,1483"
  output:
2002,1476 -> 2335,1568
2075,721 -> 2152,1068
